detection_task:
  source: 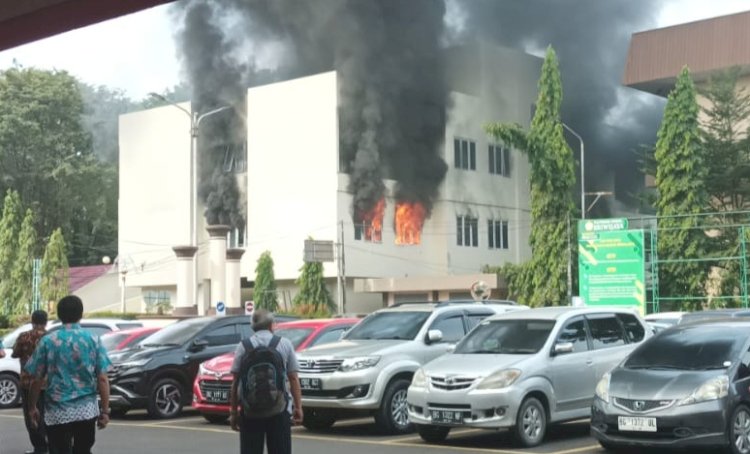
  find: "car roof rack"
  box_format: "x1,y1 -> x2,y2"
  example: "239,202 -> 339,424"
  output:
389,299 -> 517,308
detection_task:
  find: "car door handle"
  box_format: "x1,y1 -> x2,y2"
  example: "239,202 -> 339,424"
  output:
586,359 -> 594,366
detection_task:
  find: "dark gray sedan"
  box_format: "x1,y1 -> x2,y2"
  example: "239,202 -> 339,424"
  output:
591,321 -> 750,453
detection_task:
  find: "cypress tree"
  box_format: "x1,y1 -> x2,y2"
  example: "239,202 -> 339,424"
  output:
254,251 -> 279,312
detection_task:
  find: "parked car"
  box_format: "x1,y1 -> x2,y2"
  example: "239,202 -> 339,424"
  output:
101,327 -> 161,352
296,300 -> 527,434
407,306 -> 650,447
0,318 -> 143,409
108,314 -> 296,419
679,308 -> 750,325
591,321 -> 750,453
192,318 -> 360,423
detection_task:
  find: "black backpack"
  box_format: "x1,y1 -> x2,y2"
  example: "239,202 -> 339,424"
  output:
237,336 -> 287,418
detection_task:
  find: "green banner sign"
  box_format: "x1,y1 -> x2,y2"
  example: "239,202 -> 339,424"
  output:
578,218 -> 628,234
578,224 -> 645,312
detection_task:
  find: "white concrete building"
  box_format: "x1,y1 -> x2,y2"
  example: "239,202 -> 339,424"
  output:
119,43 -> 540,314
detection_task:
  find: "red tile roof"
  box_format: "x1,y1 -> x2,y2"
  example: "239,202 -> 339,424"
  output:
69,265 -> 113,292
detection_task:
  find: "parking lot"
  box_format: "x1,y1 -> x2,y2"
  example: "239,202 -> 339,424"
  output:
0,407 -> 608,454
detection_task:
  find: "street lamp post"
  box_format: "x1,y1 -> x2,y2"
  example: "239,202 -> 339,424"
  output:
562,123 -> 585,219
149,93 -> 232,314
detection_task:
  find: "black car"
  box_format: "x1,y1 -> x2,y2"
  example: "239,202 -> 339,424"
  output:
108,315 -> 295,419
591,321 -> 750,453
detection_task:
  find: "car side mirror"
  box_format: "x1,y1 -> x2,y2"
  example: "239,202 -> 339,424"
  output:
426,329 -> 443,344
190,339 -> 209,352
553,342 -> 574,356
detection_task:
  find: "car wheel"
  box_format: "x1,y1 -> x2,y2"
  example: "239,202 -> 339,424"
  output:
302,409 -> 336,431
147,378 -> 184,419
512,397 -> 546,448
375,378 -> 413,435
202,413 -> 229,424
417,424 -> 450,443
110,408 -> 129,418
731,404 -> 750,454
0,374 -> 20,409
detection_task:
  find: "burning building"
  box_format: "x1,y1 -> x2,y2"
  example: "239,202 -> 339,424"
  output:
118,42 -> 539,313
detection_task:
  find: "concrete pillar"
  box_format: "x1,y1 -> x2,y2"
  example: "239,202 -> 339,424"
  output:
226,248 -> 245,315
172,246 -> 198,316
206,225 -> 231,312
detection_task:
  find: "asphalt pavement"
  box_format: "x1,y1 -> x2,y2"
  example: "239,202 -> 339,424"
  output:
0,407 -> 711,454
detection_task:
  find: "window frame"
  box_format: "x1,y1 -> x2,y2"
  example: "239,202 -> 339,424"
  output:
454,137 -> 477,171
585,313 -> 629,350
554,316 -> 592,354
457,215 -> 479,247
200,324 -> 241,347
427,312 -> 469,344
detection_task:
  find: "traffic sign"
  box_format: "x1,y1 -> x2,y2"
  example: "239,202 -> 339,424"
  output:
245,301 -> 254,316
216,301 -> 226,317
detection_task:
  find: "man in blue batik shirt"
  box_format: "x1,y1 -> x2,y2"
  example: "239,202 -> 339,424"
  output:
26,295 -> 112,454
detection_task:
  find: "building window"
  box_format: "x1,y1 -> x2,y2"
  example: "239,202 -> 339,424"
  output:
144,290 -> 171,314
489,145 -> 511,177
228,225 -> 247,248
453,138 -> 476,170
222,144 -> 247,173
354,222 -> 382,243
488,220 -> 510,250
457,215 -> 478,247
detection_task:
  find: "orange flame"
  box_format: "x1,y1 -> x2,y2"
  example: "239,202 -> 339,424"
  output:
362,198 -> 385,242
395,202 -> 426,245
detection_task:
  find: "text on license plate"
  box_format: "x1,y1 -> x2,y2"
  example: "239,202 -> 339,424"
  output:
618,416 -> 657,432
300,378 -> 322,390
430,409 -> 464,425
205,390 -> 228,402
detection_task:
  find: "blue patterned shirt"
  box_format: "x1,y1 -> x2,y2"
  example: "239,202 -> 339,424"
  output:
25,323 -> 112,425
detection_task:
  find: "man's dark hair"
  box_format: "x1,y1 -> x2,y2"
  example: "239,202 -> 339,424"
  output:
31,310 -> 48,326
252,309 -> 274,331
57,295 -> 84,324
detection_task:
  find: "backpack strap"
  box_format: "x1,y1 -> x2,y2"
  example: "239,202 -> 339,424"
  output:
242,337 -> 255,352
269,335 -> 282,350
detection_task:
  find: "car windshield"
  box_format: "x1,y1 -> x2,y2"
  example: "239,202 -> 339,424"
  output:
101,332 -> 129,352
141,318 -> 213,347
455,319 -> 555,354
625,326 -> 746,370
345,311 -> 430,340
276,328 -> 314,349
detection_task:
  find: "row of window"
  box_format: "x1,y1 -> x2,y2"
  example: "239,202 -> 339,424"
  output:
557,313 -> 645,353
454,139 -> 511,177
456,216 -> 509,250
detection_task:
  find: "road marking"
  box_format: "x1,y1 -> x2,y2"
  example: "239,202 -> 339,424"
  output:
0,414 -> 23,420
548,445 -> 600,454
383,428 -> 484,444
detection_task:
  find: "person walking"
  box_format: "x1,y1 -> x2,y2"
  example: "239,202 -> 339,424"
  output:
25,296 -> 112,454
12,310 -> 50,454
229,309 -> 303,454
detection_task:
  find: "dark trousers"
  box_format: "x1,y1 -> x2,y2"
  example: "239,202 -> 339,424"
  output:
22,388 -> 48,453
46,418 -> 96,454
240,412 -> 292,454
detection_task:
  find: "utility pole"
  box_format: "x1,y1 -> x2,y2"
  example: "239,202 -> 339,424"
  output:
337,220 -> 347,315
567,214 -> 572,303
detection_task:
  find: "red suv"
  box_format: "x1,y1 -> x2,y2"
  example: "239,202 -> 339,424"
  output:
192,318 -> 360,423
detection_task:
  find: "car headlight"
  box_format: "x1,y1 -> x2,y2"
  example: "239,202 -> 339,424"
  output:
412,368 -> 427,388
595,373 -> 611,403
338,356 -> 380,372
679,376 -> 728,406
476,369 -> 521,390
118,358 -> 151,369
198,362 -> 213,375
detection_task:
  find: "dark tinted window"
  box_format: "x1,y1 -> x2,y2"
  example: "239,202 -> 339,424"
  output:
345,312 -> 430,341
556,318 -> 589,353
203,325 -> 240,346
276,328 -> 314,349
617,313 -> 645,343
739,347 -> 750,380
430,316 -> 465,343
116,323 -> 143,330
467,314 -> 492,330
587,315 -> 627,349
142,318 -> 214,346
311,327 -> 349,347
456,320 -> 555,354
239,323 -> 253,339
625,326 -> 746,370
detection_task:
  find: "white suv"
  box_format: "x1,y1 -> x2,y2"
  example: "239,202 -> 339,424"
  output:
296,300 -> 527,434
0,318 -> 142,408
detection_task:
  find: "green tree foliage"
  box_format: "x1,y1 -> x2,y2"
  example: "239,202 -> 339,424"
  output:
654,67 -> 709,310
254,251 -> 279,312
9,209 -> 38,314
0,67 -> 118,265
485,47 -> 576,307
41,228 -> 69,304
293,260 -> 334,313
0,190 -> 22,312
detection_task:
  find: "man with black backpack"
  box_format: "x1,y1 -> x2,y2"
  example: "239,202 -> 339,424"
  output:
229,310 -> 303,454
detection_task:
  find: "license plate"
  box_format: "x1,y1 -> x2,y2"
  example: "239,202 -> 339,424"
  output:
205,390 -> 228,403
430,409 -> 464,425
300,377 -> 322,391
618,416 -> 657,432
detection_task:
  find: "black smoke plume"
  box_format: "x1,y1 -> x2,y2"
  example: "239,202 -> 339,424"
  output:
174,0 -> 449,226
456,0 -> 666,214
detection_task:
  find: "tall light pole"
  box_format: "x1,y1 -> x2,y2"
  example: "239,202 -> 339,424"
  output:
562,123 -> 585,219
149,94 -> 231,312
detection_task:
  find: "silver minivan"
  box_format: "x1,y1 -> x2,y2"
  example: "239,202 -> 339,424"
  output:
407,306 -> 650,447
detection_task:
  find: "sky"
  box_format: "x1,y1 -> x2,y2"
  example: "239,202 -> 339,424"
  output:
0,0 -> 748,100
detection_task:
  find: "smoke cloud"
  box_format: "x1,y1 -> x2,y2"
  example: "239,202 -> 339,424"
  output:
454,0 -> 666,213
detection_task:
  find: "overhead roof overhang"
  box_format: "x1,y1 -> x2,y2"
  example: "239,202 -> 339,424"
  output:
0,0 -> 174,52
623,10 -> 750,97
